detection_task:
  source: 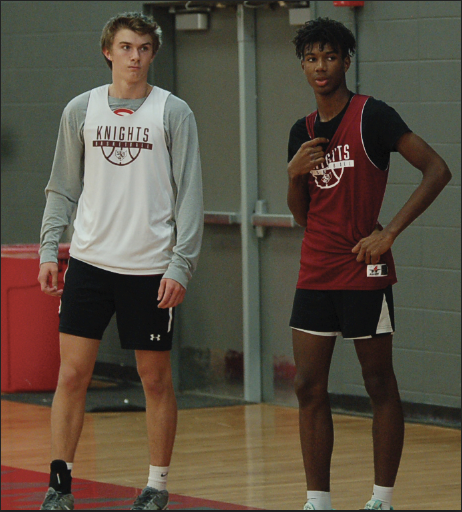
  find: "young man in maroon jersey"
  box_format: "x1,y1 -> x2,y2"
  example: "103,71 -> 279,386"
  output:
287,18 -> 451,511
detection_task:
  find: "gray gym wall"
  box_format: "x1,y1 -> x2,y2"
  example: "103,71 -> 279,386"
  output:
1,1 -> 460,414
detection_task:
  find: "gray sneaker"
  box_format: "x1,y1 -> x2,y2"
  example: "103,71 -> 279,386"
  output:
131,487 -> 169,510
40,487 -> 74,510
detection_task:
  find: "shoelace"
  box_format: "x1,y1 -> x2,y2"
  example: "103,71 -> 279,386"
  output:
42,490 -> 62,508
133,488 -> 163,509
132,490 -> 150,507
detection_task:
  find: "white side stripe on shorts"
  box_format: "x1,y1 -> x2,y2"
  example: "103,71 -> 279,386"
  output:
291,327 -> 341,337
168,308 -> 173,333
376,293 -> 393,335
58,263 -> 70,315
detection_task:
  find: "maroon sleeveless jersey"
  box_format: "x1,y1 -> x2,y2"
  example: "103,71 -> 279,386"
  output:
297,94 -> 397,290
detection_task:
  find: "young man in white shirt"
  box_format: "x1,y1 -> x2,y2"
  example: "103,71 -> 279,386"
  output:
38,12 -> 203,510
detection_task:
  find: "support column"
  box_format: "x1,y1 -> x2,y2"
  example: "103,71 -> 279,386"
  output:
237,4 -> 261,403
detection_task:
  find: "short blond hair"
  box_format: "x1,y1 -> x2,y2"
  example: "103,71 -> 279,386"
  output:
101,12 -> 162,70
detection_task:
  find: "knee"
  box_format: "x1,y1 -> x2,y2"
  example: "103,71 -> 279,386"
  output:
137,365 -> 172,397
362,371 -> 397,405
294,373 -> 328,408
57,364 -> 92,395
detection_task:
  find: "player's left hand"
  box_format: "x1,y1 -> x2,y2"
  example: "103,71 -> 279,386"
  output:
158,278 -> 186,309
352,226 -> 395,264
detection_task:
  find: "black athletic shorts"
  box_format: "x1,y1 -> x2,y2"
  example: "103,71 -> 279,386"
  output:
290,285 -> 395,340
59,257 -> 174,351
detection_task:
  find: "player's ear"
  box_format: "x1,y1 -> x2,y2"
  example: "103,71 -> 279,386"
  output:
343,55 -> 351,73
102,46 -> 112,61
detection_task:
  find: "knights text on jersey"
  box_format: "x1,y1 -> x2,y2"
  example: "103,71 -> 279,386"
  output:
297,94 -> 397,290
70,85 -> 175,274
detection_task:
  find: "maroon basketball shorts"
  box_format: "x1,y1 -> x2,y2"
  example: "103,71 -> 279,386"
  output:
290,286 -> 395,339
59,257 -> 174,350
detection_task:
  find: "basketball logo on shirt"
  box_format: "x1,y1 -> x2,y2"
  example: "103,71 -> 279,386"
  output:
93,109 -> 153,166
311,144 -> 354,189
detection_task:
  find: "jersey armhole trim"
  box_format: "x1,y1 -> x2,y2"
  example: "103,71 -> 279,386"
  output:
360,98 -> 390,173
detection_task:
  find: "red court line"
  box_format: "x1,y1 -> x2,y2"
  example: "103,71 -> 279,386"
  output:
1,465 -> 261,510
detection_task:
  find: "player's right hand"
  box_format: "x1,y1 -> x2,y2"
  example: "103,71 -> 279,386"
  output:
38,262 -> 63,297
288,137 -> 329,180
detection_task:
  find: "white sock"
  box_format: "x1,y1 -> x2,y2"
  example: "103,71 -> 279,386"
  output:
147,465 -> 169,491
372,485 -> 393,510
66,463 -> 73,471
307,490 -> 332,510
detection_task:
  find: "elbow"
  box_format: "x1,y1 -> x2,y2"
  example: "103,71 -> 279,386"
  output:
288,204 -> 307,227
287,196 -> 308,228
424,156 -> 452,188
293,215 -> 307,228
436,160 -> 452,188
442,165 -> 452,186
437,153 -> 452,184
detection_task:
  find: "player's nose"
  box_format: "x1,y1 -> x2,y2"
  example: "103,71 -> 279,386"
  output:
315,59 -> 327,71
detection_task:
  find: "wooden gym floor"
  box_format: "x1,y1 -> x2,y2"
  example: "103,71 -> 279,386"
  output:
1,400 -> 460,510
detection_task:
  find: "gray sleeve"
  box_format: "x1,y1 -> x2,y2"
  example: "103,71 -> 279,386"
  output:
163,95 -> 204,289
39,92 -> 88,264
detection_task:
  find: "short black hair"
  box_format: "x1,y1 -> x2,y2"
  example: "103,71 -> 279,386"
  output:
293,17 -> 356,60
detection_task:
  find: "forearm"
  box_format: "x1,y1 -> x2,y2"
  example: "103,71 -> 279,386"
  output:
39,191 -> 77,264
286,137 -> 328,227
384,157 -> 452,240
164,202 -> 204,289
